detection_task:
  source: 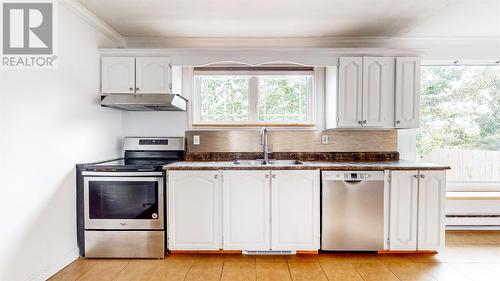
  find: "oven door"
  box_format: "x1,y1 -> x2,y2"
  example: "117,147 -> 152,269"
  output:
83,172 -> 164,230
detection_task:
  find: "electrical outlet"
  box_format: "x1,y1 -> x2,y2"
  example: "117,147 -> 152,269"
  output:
321,134 -> 329,144
193,135 -> 200,145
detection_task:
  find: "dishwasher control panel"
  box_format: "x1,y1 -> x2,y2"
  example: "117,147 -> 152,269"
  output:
325,171 -> 385,181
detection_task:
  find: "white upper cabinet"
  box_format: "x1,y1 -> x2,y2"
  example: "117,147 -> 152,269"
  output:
328,56 -> 420,129
395,57 -> 421,128
335,57 -> 396,128
338,57 -> 363,127
167,171 -> 221,250
362,57 -> 395,127
135,57 -> 171,94
389,171 -> 419,250
418,171 -> 446,250
222,170 -> 271,250
101,57 -> 135,94
101,56 -> 171,94
271,170 -> 320,251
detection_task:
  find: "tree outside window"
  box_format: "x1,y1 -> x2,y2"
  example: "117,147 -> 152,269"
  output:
193,67 -> 314,125
418,65 -> 500,188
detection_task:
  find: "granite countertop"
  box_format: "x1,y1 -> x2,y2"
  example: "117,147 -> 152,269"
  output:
164,160 -> 450,171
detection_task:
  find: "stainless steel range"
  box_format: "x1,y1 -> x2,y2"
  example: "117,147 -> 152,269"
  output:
76,137 -> 184,258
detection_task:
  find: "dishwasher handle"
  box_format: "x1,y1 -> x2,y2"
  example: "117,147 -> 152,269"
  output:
344,179 -> 363,183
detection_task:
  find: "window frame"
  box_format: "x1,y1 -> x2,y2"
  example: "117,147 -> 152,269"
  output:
191,68 -> 316,127
416,63 -> 500,192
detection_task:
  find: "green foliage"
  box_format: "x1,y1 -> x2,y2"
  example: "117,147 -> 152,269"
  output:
258,76 -> 308,122
199,75 -> 309,122
417,66 -> 500,158
200,76 -> 249,121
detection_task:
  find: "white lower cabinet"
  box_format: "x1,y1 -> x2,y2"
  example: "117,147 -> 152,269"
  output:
417,171 -> 446,250
389,171 -> 419,250
222,170 -> 271,250
271,170 -> 320,250
389,170 -> 446,251
167,171 -> 221,250
168,169 -> 320,251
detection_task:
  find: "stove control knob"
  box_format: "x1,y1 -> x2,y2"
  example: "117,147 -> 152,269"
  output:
152,213 -> 158,219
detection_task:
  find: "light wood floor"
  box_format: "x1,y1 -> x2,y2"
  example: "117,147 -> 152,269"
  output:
50,230 -> 500,281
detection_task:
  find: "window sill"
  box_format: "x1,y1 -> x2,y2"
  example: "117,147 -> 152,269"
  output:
192,123 -> 316,128
447,180 -> 500,193
447,192 -> 500,200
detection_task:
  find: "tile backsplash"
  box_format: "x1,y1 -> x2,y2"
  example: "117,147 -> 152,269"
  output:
185,130 -> 397,153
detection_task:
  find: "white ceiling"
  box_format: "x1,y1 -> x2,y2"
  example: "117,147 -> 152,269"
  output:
78,0 -> 500,38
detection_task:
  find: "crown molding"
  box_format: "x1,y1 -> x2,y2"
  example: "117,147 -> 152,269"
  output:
123,36 -> 500,50
58,0 -> 126,47
121,36 -> 500,61
98,47 -> 426,66
124,36 -> 406,49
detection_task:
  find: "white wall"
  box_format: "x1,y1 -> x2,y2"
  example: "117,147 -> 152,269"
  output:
0,3 -> 121,281
397,129 -> 417,161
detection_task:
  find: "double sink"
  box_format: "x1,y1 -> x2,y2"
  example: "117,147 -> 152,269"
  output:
232,159 -> 303,166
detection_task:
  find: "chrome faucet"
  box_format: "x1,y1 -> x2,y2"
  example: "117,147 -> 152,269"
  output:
261,127 -> 270,163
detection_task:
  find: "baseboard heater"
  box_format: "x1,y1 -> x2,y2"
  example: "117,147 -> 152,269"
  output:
446,214 -> 500,229
243,250 -> 296,255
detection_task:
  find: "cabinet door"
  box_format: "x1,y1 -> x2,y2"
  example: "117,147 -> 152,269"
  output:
338,57 -> 363,127
222,171 -> 271,250
135,57 -> 171,94
395,57 -> 420,128
362,57 -> 395,127
389,171 -> 419,250
101,57 -> 135,93
418,171 -> 446,250
271,170 -> 320,250
167,171 -> 221,250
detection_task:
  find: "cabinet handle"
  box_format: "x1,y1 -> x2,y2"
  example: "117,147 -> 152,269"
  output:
358,120 -> 363,125
272,174 -> 276,179
169,83 -> 172,89
265,174 -> 269,179
214,175 -> 218,179
420,174 -> 425,179
413,175 -> 419,178
396,120 -> 401,124
129,87 -> 133,91
363,120 -> 367,124
135,87 -> 140,91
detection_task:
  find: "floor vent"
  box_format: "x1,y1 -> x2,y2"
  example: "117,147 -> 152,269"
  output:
243,250 -> 296,255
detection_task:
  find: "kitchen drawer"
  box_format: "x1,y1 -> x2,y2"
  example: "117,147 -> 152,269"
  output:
85,230 -> 164,258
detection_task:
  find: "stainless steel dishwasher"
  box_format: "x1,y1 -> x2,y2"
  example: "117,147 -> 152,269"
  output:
321,171 -> 385,251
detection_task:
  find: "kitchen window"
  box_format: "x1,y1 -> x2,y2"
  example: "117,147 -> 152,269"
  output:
192,66 -> 314,126
417,65 -> 500,192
